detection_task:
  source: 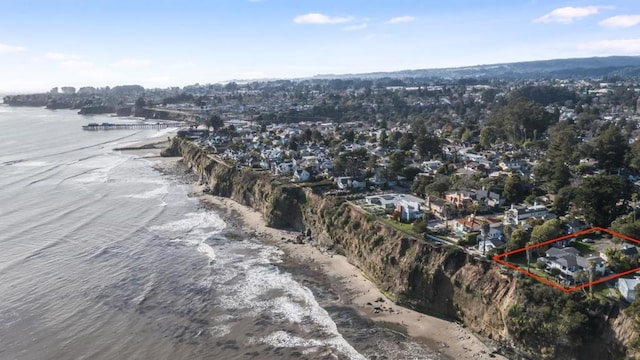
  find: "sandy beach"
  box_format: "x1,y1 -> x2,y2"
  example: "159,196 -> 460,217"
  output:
121,133 -> 505,359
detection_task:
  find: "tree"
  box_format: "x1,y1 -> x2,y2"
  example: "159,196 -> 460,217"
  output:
479,126 -> 498,148
628,140 -> 640,172
551,186 -> 574,216
593,124 -> 628,173
504,174 -> 525,204
486,98 -> 556,144
605,248 -> 636,273
135,96 -> 146,108
388,151 -> 407,175
534,122 -> 578,192
208,114 -> 224,132
507,227 -> 530,251
574,174 -> 631,227
611,214 -> 640,240
398,133 -> 415,151
530,219 -> 563,246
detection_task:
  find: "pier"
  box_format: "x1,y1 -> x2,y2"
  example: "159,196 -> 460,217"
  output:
82,123 -> 174,131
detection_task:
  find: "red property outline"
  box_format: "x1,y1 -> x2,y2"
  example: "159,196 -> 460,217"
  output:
493,227 -> 640,292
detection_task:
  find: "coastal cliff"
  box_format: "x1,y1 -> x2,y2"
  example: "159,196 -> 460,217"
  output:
169,137 -> 639,360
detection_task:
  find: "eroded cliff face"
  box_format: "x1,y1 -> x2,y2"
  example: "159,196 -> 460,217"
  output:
171,137 -> 638,360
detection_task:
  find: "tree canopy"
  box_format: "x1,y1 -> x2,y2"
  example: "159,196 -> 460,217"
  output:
486,98 -> 556,144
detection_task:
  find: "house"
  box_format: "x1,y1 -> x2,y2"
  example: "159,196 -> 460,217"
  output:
620,244 -> 640,260
292,169 -> 310,183
366,194 -> 425,221
565,219 -> 587,234
335,176 -> 365,191
504,204 -> 553,226
365,194 -> 398,212
453,216 -> 503,239
542,247 -> 606,278
474,189 -> 505,208
445,190 -> 475,208
425,196 -> 453,220
478,237 -> 506,253
395,202 -> 423,222
618,277 -> 640,302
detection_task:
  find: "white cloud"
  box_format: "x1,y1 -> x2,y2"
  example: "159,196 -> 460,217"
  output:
363,34 -> 392,41
293,13 -> 353,25
44,52 -> 81,60
578,38 -> 640,54
599,14 -> 640,28
534,6 -> 611,24
59,60 -> 94,70
387,16 -> 416,24
0,43 -> 26,53
111,58 -> 151,68
343,22 -> 368,31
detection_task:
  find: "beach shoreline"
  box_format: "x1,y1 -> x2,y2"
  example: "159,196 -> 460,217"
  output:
192,184 -> 505,360
126,134 -> 505,360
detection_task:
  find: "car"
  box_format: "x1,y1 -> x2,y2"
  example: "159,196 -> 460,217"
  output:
582,238 -> 594,243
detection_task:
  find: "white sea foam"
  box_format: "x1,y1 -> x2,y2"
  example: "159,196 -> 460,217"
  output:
149,212 -> 226,234
209,325 -> 231,338
212,240 -> 366,360
197,242 -> 216,260
126,185 -> 168,200
12,160 -> 50,167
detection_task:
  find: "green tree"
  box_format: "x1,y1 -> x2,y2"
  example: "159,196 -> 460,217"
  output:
479,126 -> 498,148
388,151 -> 407,174
574,174 -> 631,227
398,133 -> 415,151
530,219 -> 563,246
593,124 -> 628,173
208,114 -> 224,132
504,174 -> 525,204
507,226 -> 530,251
486,98 -> 555,144
605,248 -> 636,273
628,140 -> 640,172
538,122 -> 578,192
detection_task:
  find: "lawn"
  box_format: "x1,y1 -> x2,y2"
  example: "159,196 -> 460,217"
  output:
571,241 -> 597,256
380,218 -> 418,236
506,253 -> 552,280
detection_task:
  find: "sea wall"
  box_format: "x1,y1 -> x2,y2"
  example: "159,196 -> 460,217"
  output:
170,137 -> 638,360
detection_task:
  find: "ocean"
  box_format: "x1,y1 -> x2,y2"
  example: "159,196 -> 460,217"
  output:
0,106 -> 439,360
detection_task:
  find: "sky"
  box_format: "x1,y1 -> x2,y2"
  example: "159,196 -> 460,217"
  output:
0,0 -> 639,92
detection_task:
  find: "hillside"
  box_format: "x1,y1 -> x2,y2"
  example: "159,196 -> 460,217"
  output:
313,56 -> 640,80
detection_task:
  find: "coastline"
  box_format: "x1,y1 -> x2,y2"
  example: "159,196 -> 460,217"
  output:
120,134 -> 504,360
192,184 -> 505,360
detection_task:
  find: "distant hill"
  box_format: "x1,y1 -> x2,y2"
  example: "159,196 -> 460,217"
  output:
313,56 -> 640,80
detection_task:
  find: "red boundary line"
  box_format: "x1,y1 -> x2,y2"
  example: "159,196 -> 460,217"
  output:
492,227 -> 640,292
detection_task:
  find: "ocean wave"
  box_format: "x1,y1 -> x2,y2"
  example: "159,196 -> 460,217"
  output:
211,240 -> 366,360
149,212 -> 226,234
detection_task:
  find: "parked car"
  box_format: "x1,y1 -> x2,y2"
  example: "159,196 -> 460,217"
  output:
582,238 -> 594,243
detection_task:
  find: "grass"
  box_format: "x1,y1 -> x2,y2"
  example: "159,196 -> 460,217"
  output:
380,218 -> 418,236
506,253 -> 557,283
571,241 -> 597,256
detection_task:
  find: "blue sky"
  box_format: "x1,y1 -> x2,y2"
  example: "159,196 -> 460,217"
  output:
0,0 -> 639,92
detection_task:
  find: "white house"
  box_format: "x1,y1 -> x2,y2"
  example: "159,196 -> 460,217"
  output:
292,169 -> 311,183
336,176 -> 365,191
542,247 -> 606,278
504,204 -> 553,226
478,237 -> 506,253
617,277 -> 640,303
